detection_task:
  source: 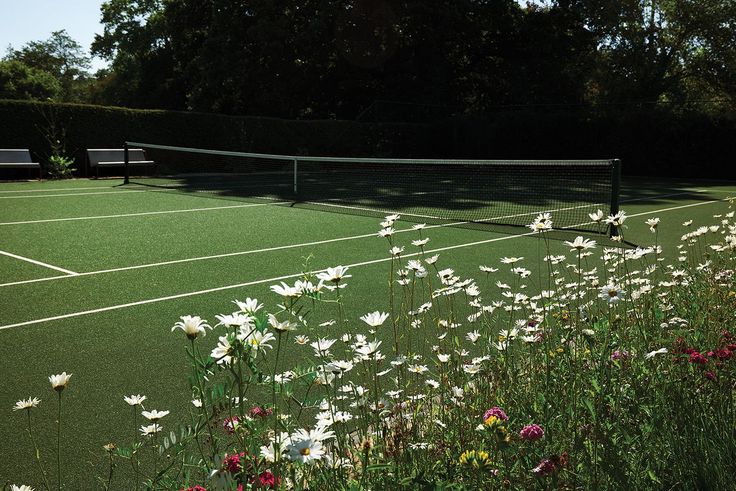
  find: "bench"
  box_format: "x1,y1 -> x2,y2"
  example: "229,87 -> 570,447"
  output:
87,148 -> 155,178
0,149 -> 42,179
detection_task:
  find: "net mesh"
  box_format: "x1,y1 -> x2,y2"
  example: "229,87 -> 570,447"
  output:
126,142 -> 618,233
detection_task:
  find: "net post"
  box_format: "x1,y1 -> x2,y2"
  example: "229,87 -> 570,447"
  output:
293,158 -> 298,195
608,159 -> 621,237
123,142 -> 130,185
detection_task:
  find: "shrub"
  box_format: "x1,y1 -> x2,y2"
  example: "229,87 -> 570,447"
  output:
46,155 -> 76,179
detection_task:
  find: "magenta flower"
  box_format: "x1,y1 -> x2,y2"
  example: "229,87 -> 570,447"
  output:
532,457 -> 556,476
520,424 -> 544,442
483,407 -> 508,422
249,405 -> 273,418
610,350 -> 630,361
223,416 -> 239,434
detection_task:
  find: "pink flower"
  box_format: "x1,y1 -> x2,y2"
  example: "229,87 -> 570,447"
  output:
532,457 -> 557,476
705,371 -> 716,381
249,406 -> 273,418
483,407 -> 508,422
181,486 -> 207,491
610,350 -> 630,361
223,416 -> 240,434
519,424 -> 544,442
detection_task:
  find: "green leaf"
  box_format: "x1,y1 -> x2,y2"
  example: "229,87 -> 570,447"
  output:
583,397 -> 596,421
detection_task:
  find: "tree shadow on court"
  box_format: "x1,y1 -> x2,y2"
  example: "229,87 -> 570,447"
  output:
122,166 -> 731,242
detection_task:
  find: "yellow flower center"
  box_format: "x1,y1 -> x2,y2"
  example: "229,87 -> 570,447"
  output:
608,289 -> 617,297
300,447 -> 311,456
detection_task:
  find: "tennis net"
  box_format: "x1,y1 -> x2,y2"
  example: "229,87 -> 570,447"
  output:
125,141 -> 620,234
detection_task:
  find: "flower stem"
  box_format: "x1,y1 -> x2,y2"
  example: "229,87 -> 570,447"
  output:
192,340 -> 217,460
27,410 -> 52,491
56,390 -> 62,491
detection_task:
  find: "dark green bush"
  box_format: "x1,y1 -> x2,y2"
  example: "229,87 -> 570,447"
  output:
1,99 -> 734,178
0,100 -> 434,177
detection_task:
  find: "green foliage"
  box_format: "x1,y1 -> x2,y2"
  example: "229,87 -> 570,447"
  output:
4,30 -> 92,102
46,155 -> 77,179
0,60 -> 61,100
87,1 -> 736,116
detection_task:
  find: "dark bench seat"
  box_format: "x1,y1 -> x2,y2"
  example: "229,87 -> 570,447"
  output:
0,150 -> 42,179
87,148 -> 155,177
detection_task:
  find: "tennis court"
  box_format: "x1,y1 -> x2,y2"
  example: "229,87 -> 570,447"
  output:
0,168 -> 734,486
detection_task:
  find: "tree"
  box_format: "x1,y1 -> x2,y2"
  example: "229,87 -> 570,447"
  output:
0,60 -> 61,100
580,0 -> 736,106
6,30 -> 91,101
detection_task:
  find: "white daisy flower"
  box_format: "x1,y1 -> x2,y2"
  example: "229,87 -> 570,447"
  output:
360,311 -> 390,327
268,314 -> 297,332
588,209 -> 604,222
645,347 -> 668,359
564,236 -> 596,251
49,372 -> 72,392
233,298 -> 263,314
317,266 -> 351,283
123,394 -> 146,407
172,315 -> 212,339
645,217 -> 660,233
141,409 -> 169,421
13,397 -> 41,411
599,283 -> 626,303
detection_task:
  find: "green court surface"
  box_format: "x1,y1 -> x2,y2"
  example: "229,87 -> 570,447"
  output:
0,176 -> 734,486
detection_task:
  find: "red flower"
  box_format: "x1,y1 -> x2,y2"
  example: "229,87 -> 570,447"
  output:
689,352 -> 708,365
223,451 -> 245,474
714,348 -> 732,360
182,486 -> 207,491
705,371 -> 717,381
253,471 -> 280,489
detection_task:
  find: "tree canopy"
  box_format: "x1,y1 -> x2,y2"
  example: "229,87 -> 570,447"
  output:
3,1 -> 735,117
4,30 -> 92,102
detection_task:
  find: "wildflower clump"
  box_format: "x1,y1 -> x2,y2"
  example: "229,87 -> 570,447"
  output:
9,203 -> 736,489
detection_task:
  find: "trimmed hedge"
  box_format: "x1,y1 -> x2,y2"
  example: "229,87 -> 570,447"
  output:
0,100 -> 435,176
439,109 -> 736,178
1,99 -> 734,178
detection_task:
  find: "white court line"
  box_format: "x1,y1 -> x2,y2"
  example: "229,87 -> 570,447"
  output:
0,201 -> 291,226
0,250 -> 78,275
0,185 -> 697,226
0,196 -> 730,330
0,190 -> 146,199
0,186 -> 122,194
0,190 -> 708,288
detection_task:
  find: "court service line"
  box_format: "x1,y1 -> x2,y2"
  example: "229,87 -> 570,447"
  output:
0,190 -> 712,288
0,201 -> 292,226
0,190 -> 146,199
0,250 -> 78,276
0,231 -> 553,330
0,186 -> 124,194
0,188 -> 697,227
0,196 -> 730,330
